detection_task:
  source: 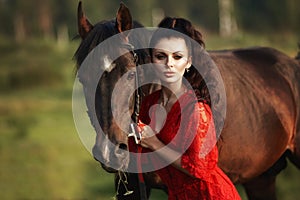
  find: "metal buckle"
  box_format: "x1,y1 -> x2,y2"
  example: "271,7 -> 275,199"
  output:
128,123 -> 141,144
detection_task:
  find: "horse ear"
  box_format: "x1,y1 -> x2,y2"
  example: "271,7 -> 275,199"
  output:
116,2 -> 132,33
77,1 -> 93,39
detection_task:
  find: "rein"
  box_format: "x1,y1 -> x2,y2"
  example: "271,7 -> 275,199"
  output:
121,43 -> 148,200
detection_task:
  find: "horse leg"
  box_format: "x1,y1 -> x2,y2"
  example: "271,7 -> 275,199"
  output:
144,172 -> 168,193
243,152 -> 288,200
288,129 -> 300,168
243,174 -> 277,200
115,172 -> 151,200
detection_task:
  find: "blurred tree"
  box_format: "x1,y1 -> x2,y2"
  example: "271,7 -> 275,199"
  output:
0,0 -> 13,37
126,0 -> 158,26
52,0 -> 76,42
2,0 -> 52,42
234,0 -> 300,34
186,0 -> 219,31
156,0 -> 189,19
218,0 -> 238,37
0,0 -> 299,41
37,0 -> 53,39
11,0 -> 38,42
286,0 -> 300,33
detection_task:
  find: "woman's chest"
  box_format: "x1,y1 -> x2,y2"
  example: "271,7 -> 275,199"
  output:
151,104 -> 183,145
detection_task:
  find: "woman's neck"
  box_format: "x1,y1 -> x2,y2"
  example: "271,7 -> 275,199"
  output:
161,81 -> 187,107
161,80 -> 183,97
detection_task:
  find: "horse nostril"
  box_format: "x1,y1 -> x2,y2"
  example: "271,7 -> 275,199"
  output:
119,143 -> 128,150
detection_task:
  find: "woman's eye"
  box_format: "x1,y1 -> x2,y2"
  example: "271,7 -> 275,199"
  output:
173,55 -> 183,60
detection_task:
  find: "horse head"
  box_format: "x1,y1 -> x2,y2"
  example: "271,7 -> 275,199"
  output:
74,1 -> 152,172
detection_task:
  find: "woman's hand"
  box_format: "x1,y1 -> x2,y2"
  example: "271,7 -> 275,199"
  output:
138,122 -> 164,150
137,122 -> 192,176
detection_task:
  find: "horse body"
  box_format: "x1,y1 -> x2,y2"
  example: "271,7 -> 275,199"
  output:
209,48 -> 300,183
74,2 -> 300,199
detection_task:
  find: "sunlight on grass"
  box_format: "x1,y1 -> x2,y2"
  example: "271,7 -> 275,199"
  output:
0,40 -> 116,199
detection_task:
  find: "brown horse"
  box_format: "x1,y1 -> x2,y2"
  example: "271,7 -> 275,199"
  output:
74,2 -> 158,199
74,2 -> 300,200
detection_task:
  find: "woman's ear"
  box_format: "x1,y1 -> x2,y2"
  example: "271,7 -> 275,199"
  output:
186,56 -> 192,69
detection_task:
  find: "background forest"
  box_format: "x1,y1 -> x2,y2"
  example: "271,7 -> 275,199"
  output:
0,0 -> 299,199
0,0 -> 300,40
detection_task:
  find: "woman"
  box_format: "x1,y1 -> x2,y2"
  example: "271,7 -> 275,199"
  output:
130,17 -> 241,200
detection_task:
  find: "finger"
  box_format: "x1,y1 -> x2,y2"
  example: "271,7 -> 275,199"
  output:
143,125 -> 149,132
138,120 -> 146,128
137,126 -> 143,132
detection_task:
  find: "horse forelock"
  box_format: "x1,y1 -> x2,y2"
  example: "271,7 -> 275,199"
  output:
74,19 -> 144,71
74,20 -> 117,70
103,55 -> 116,72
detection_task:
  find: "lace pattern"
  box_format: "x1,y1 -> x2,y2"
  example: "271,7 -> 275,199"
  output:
130,90 -> 241,200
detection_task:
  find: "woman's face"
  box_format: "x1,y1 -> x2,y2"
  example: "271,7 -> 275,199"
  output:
152,37 -> 191,84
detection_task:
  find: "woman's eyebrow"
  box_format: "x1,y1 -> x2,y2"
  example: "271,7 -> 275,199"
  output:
153,49 -> 185,55
173,51 -> 184,54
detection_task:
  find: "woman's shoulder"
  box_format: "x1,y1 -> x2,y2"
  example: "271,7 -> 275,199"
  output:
180,91 -> 212,121
181,90 -> 210,109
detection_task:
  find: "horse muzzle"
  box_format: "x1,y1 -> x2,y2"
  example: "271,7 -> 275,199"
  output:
92,135 -> 130,173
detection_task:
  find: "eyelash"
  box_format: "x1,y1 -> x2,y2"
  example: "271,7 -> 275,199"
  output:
154,54 -> 183,60
173,55 -> 182,60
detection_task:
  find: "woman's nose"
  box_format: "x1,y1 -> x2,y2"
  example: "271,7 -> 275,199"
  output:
166,56 -> 174,67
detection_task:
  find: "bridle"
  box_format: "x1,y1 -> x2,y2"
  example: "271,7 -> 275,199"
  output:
121,42 -> 141,124
124,43 -> 141,124
120,42 -> 148,200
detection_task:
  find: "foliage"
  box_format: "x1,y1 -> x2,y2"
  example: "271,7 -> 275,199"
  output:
0,40 -> 66,92
234,0 -> 300,33
0,0 -> 299,41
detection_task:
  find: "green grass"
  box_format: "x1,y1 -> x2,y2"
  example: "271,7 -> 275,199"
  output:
0,35 -> 299,200
205,32 -> 299,57
0,40 -> 116,200
0,85 -> 116,200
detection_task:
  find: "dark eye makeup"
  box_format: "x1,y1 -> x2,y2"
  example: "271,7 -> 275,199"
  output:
153,52 -> 184,61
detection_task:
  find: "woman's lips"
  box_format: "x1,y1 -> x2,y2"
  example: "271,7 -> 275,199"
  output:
163,71 -> 175,77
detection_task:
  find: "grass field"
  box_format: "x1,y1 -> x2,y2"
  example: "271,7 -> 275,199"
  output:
0,34 -> 299,199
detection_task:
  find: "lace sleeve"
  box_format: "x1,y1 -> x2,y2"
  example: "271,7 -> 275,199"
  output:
181,102 -> 218,179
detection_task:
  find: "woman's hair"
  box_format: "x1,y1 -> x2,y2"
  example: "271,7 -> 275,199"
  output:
150,17 -> 210,105
157,17 -> 205,47
149,28 -> 193,56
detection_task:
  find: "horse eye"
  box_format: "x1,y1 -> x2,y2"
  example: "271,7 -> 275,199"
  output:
101,71 -> 107,78
127,71 -> 136,80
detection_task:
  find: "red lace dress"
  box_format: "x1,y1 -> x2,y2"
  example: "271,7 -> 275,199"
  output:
129,90 -> 241,200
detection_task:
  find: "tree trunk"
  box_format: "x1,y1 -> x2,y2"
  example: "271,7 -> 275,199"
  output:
39,2 -> 53,39
14,13 -> 26,43
218,0 -> 238,37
